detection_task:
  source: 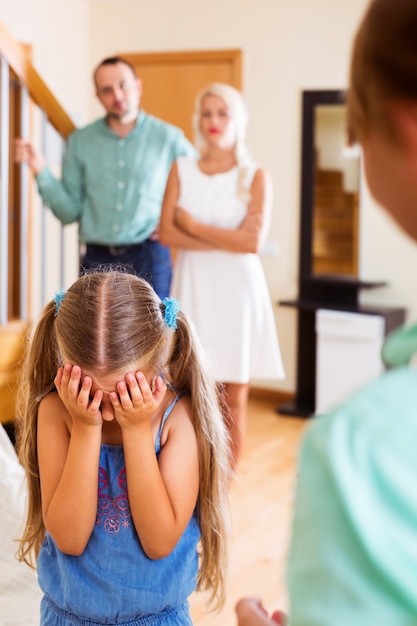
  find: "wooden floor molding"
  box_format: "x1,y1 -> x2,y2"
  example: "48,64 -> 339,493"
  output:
189,396 -> 307,625
249,385 -> 295,405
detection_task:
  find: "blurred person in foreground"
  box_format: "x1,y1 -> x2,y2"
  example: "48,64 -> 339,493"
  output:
236,0 -> 417,623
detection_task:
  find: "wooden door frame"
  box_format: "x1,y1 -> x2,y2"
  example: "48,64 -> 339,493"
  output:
118,48 -> 242,90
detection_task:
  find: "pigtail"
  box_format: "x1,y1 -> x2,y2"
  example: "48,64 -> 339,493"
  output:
15,301 -> 61,567
168,311 -> 231,609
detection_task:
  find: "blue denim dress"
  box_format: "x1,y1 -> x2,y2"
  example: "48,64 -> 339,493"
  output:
38,395 -> 200,625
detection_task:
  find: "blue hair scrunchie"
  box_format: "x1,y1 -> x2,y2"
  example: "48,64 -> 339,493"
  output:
53,288 -> 66,317
163,297 -> 180,330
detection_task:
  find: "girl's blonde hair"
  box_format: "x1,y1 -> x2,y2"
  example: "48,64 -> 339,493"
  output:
193,82 -> 252,202
16,270 -> 230,609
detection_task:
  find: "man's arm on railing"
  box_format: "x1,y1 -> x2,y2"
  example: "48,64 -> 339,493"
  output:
15,136 -> 82,224
14,139 -> 45,174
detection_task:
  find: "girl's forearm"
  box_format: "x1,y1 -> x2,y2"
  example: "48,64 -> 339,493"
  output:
44,427 -> 101,554
122,428 -> 191,559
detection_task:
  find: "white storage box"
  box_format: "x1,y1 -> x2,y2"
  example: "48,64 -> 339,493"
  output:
315,309 -> 385,414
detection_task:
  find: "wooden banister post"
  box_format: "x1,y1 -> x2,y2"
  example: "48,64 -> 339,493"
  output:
0,55 -> 10,325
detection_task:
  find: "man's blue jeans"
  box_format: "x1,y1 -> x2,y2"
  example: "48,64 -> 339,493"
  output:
80,239 -> 172,300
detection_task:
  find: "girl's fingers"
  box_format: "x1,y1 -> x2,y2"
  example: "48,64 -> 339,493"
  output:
152,375 -> 167,402
112,372 -> 159,415
77,375 -> 93,407
88,389 -> 103,413
67,364 -> 82,397
125,373 -> 142,403
109,391 -> 120,408
135,371 -> 153,403
60,362 -> 73,388
115,381 -> 133,408
54,366 -> 64,389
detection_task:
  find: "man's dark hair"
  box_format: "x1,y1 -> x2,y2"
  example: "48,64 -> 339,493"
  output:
93,56 -> 137,85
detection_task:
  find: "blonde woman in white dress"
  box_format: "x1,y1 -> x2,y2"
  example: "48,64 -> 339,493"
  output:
160,83 -> 284,469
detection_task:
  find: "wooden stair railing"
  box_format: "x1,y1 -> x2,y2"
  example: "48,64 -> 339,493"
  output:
0,20 -> 77,425
0,320 -> 27,424
0,20 -> 76,138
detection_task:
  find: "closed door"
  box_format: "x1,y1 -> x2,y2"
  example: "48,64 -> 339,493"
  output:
117,49 -> 242,141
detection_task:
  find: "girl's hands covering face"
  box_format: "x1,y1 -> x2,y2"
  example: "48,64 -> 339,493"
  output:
110,371 -> 167,430
54,363 -> 104,427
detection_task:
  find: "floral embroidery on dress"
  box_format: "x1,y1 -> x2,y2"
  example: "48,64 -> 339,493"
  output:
96,466 -> 131,533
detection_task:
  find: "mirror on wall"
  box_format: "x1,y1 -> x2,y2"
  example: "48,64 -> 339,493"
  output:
313,104 -> 360,276
299,90 -> 361,282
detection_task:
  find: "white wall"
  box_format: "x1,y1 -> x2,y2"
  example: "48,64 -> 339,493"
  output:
3,0 -> 416,394
0,0 -> 91,311
0,0 -> 90,123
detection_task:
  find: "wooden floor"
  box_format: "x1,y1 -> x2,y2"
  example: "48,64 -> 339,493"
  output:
189,396 -> 307,626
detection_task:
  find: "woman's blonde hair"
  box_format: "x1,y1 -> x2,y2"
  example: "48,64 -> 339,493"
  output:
348,0 -> 417,143
16,270 -> 230,609
193,82 -> 252,202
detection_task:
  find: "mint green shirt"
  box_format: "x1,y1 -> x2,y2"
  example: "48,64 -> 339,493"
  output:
288,363 -> 417,624
36,112 -> 196,245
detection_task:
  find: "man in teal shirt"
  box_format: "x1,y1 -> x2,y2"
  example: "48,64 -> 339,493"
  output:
15,56 -> 196,299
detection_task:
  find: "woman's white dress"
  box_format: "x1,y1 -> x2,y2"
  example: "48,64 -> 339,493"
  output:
171,157 -> 285,384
